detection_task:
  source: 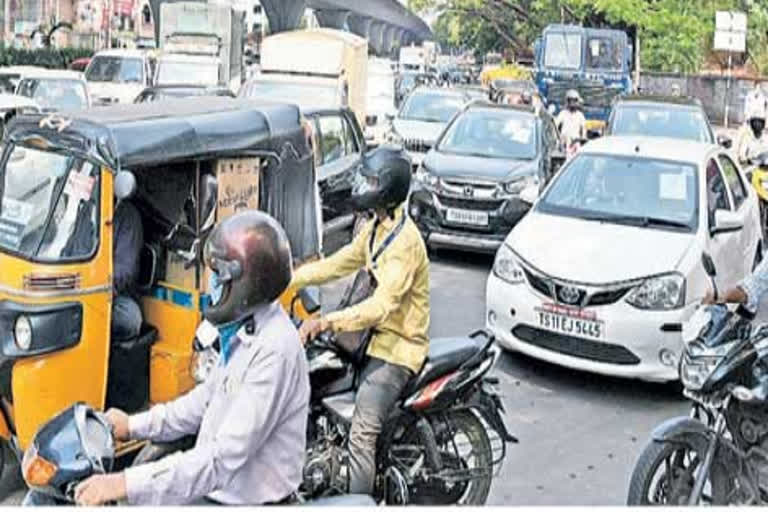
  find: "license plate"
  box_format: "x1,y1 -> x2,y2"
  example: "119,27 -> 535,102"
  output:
446,208 -> 489,226
534,303 -> 605,340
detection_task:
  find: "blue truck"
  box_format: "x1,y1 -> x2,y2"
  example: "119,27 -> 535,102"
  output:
534,24 -> 634,133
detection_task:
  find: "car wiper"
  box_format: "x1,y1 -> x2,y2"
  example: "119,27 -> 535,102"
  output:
578,213 -> 689,229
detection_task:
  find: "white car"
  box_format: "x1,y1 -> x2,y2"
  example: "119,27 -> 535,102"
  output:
14,69 -> 90,111
85,49 -> 155,105
486,136 -> 762,382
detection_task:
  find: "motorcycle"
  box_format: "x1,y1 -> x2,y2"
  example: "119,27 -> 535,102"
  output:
627,253 -> 768,505
20,403 -> 376,506
291,290 -> 515,505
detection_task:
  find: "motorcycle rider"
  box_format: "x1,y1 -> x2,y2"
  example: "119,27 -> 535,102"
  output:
291,145 -> 430,495
72,211 -> 310,506
737,101 -> 768,165
556,89 -> 587,146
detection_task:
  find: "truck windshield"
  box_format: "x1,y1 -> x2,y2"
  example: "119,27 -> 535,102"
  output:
585,35 -> 623,71
544,33 -> 582,69
0,145 -> 99,261
157,61 -> 219,86
86,56 -> 144,84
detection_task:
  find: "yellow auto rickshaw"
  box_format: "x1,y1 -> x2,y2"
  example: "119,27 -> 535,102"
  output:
0,98 -> 321,463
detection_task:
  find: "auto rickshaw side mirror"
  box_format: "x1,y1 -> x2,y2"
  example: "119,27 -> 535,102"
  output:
199,174 -> 218,233
298,287 -> 321,315
114,170 -> 137,201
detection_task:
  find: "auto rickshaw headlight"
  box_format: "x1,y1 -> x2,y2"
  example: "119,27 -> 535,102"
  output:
14,315 -> 32,351
21,444 -> 57,487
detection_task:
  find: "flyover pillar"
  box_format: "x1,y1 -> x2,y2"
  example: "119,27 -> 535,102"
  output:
314,9 -> 350,31
348,14 -> 373,40
381,24 -> 396,57
369,21 -> 386,56
261,0 -> 307,34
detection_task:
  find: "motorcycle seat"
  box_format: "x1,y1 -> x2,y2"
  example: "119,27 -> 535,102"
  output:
402,336 -> 487,397
305,494 -> 377,506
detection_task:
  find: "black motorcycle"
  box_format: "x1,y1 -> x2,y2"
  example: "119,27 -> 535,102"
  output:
291,288 -> 515,505
628,253 -> 768,505
20,403 -> 375,506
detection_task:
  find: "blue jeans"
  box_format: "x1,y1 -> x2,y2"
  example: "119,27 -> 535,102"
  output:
112,295 -> 142,342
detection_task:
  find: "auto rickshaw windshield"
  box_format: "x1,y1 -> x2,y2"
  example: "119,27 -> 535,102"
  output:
0,144 -> 100,261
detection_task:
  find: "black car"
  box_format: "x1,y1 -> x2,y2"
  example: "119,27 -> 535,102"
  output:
303,106 -> 367,251
606,95 -> 731,147
134,84 -> 235,103
409,102 -> 564,253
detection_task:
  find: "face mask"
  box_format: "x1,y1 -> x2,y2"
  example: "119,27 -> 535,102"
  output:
752,119 -> 766,137
217,320 -> 242,365
208,271 -> 224,307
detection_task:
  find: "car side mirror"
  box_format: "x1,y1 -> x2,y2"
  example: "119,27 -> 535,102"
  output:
717,134 -> 732,149
701,252 -> 716,277
550,151 -> 566,170
114,170 -> 137,200
711,209 -> 744,236
298,286 -> 321,315
519,184 -> 539,205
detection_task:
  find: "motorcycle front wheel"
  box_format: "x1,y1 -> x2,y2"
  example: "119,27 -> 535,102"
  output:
627,439 -> 732,505
382,410 -> 493,506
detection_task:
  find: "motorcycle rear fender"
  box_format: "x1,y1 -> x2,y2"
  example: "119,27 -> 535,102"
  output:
651,416 -> 712,452
468,381 -> 517,443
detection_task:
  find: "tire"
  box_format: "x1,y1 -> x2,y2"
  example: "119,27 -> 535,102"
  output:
627,439 -> 731,505
381,410 -> 493,506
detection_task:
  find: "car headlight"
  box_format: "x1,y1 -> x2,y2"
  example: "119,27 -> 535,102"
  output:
492,244 -> 524,284
680,355 -> 719,391
14,315 -> 32,351
625,273 -> 685,310
503,174 -> 539,195
415,165 -> 439,188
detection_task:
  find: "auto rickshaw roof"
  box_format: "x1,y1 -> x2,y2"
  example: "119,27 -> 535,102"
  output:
6,97 -> 306,169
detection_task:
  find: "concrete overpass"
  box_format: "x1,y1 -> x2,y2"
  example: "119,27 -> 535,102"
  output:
260,0 -> 432,56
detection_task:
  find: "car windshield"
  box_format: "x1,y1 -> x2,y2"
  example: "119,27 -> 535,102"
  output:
16,78 -> 88,110
85,56 -> 144,83
439,110 -> 537,160
241,81 -> 338,108
157,61 -> 219,86
544,33 -> 582,69
0,145 -> 100,260
537,154 -> 698,232
400,92 -> 466,123
610,105 -> 713,143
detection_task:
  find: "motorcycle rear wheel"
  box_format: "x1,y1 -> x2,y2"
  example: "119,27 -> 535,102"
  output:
627,439 -> 732,505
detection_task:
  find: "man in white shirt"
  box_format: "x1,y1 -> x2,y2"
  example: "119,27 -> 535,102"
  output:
737,101 -> 768,165
556,89 -> 587,146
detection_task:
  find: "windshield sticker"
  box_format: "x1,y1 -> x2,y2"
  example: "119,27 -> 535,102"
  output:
659,173 -> 687,201
0,219 -> 24,249
63,172 -> 95,203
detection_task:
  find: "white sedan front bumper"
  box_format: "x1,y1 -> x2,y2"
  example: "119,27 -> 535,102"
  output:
486,273 -> 695,382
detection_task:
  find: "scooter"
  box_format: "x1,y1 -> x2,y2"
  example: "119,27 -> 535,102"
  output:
20,403 -> 375,506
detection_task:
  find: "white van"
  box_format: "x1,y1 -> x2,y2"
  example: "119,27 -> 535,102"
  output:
85,49 -> 156,105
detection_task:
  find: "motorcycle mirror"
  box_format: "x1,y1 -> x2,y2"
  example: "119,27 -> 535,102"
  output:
114,170 -> 137,201
298,286 -> 321,315
701,253 -> 716,277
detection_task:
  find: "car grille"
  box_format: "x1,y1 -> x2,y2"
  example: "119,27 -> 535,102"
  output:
438,195 -> 504,211
404,139 -> 432,153
548,80 -> 621,108
522,268 -> 632,307
512,325 -> 641,365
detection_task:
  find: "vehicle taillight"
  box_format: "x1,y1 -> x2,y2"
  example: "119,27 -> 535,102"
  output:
405,371 -> 459,411
22,445 -> 57,487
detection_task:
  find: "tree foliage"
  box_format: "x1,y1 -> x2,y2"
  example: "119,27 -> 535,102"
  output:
410,0 -> 768,75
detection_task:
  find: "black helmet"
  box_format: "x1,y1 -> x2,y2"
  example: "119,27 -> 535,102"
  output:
352,145 -> 412,213
203,210 -> 292,325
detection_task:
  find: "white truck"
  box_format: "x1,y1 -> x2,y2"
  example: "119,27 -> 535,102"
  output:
155,2 -> 245,93
250,29 -> 369,127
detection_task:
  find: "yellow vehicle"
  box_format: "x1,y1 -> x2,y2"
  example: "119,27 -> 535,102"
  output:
0,98 -> 321,462
480,64 -> 532,87
748,151 -> 768,237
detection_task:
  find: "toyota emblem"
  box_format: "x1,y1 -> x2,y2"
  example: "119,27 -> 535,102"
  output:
558,286 -> 581,305
463,185 -> 474,197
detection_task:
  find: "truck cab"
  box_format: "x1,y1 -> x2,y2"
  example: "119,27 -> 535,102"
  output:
534,24 -> 633,132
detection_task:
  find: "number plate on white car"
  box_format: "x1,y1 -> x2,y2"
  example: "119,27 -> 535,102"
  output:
446,208 -> 489,226
534,303 -> 605,340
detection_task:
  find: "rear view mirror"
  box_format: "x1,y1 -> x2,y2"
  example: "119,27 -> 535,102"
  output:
519,184 -> 538,205
711,209 -> 744,236
298,287 -> 321,315
199,174 -> 218,233
717,134 -> 732,149
114,170 -> 137,201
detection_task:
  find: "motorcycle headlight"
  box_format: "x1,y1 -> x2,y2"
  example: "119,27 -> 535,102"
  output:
680,355 -> 719,391
415,165 -> 439,188
14,315 -> 32,351
493,244 -> 524,284
625,273 -> 685,310
504,175 -> 539,195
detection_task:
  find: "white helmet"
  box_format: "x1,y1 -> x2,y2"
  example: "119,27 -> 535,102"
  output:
746,98 -> 767,121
